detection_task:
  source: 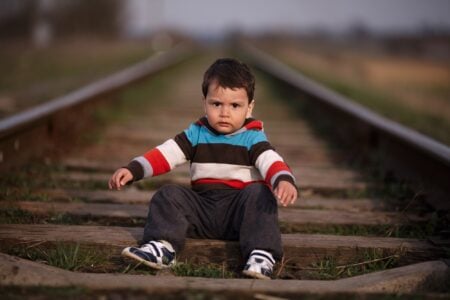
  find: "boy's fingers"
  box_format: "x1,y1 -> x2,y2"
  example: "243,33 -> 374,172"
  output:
290,195 -> 296,204
120,174 -> 130,186
118,177 -> 124,189
290,195 -> 297,204
111,176 -> 118,189
109,178 -> 116,190
278,192 -> 286,205
123,174 -> 132,187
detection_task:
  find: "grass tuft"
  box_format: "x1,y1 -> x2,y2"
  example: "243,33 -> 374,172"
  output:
173,261 -> 235,278
5,242 -> 112,272
300,249 -> 401,280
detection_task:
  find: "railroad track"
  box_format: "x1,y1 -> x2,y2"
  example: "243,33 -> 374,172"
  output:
0,42 -> 449,298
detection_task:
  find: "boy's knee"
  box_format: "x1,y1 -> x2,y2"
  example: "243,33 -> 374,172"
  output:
152,184 -> 186,204
158,184 -> 185,194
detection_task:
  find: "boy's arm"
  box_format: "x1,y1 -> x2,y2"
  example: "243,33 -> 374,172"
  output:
251,141 -> 298,206
108,123 -> 196,189
254,148 -> 296,188
119,133 -> 192,184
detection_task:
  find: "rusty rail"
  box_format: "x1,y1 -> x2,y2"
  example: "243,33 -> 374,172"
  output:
0,43 -> 195,171
238,42 -> 450,209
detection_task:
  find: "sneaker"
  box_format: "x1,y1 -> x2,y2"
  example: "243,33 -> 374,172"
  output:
121,240 -> 176,270
242,249 -> 275,279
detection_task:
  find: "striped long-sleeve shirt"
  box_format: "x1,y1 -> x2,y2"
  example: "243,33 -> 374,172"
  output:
126,117 -> 296,191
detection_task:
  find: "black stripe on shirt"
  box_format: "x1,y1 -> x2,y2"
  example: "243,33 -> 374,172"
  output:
126,160 -> 144,181
192,143 -> 251,165
174,132 -> 194,161
273,174 -> 297,190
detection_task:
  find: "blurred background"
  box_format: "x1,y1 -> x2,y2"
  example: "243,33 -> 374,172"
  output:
0,0 -> 449,144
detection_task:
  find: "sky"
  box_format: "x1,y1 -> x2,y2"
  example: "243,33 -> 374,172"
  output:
124,0 -> 450,37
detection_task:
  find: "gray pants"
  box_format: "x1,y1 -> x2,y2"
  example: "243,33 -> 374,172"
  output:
142,183 -> 283,261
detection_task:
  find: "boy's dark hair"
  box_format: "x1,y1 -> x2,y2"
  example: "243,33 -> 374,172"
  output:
202,58 -> 255,102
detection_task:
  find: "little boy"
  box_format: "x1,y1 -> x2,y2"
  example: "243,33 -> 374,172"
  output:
109,58 -> 297,279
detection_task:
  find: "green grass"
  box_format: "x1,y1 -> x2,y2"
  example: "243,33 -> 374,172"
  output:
4,242 -> 112,272
44,244 -> 102,271
122,260 -> 236,278
6,239 -> 438,282
0,208 -> 43,224
298,249 -> 401,280
6,238 -> 237,279
173,261 -> 235,278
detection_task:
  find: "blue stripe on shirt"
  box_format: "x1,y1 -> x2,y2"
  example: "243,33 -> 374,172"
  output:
184,123 -> 267,150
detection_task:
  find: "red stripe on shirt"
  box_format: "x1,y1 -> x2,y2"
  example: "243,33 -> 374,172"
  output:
265,161 -> 291,183
192,179 -> 266,189
144,148 -> 171,176
244,120 -> 263,130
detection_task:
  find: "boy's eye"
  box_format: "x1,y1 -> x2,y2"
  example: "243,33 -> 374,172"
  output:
212,102 -> 221,107
232,103 -> 240,108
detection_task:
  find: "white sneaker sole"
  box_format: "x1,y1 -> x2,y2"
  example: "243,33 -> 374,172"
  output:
121,248 -> 174,270
242,269 -> 271,280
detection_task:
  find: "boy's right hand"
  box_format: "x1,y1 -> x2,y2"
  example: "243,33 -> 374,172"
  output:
108,168 -> 133,190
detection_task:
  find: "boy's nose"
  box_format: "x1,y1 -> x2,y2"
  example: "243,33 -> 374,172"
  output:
220,106 -> 230,117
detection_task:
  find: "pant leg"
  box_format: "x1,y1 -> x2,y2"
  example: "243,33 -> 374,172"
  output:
230,183 -> 283,261
142,184 -> 216,253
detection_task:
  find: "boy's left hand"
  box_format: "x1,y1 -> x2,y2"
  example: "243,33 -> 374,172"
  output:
274,181 -> 298,207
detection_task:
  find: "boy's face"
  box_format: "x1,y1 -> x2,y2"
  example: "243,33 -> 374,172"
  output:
204,81 -> 254,134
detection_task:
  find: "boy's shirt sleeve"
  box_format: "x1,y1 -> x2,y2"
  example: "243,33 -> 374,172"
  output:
250,134 -> 297,190
125,130 -> 193,182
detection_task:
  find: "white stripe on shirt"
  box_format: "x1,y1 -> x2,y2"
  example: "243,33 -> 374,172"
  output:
255,149 -> 284,179
191,162 -> 263,182
156,139 -> 188,170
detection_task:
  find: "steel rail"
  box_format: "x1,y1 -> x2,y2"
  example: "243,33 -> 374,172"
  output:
0,43 -> 195,170
238,41 -> 449,207
239,42 -> 450,166
0,43 -> 193,139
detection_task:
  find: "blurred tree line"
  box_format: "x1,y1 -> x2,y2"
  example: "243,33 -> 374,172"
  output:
0,0 -> 122,44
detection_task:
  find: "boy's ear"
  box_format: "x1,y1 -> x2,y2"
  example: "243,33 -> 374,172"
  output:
246,100 -> 255,118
